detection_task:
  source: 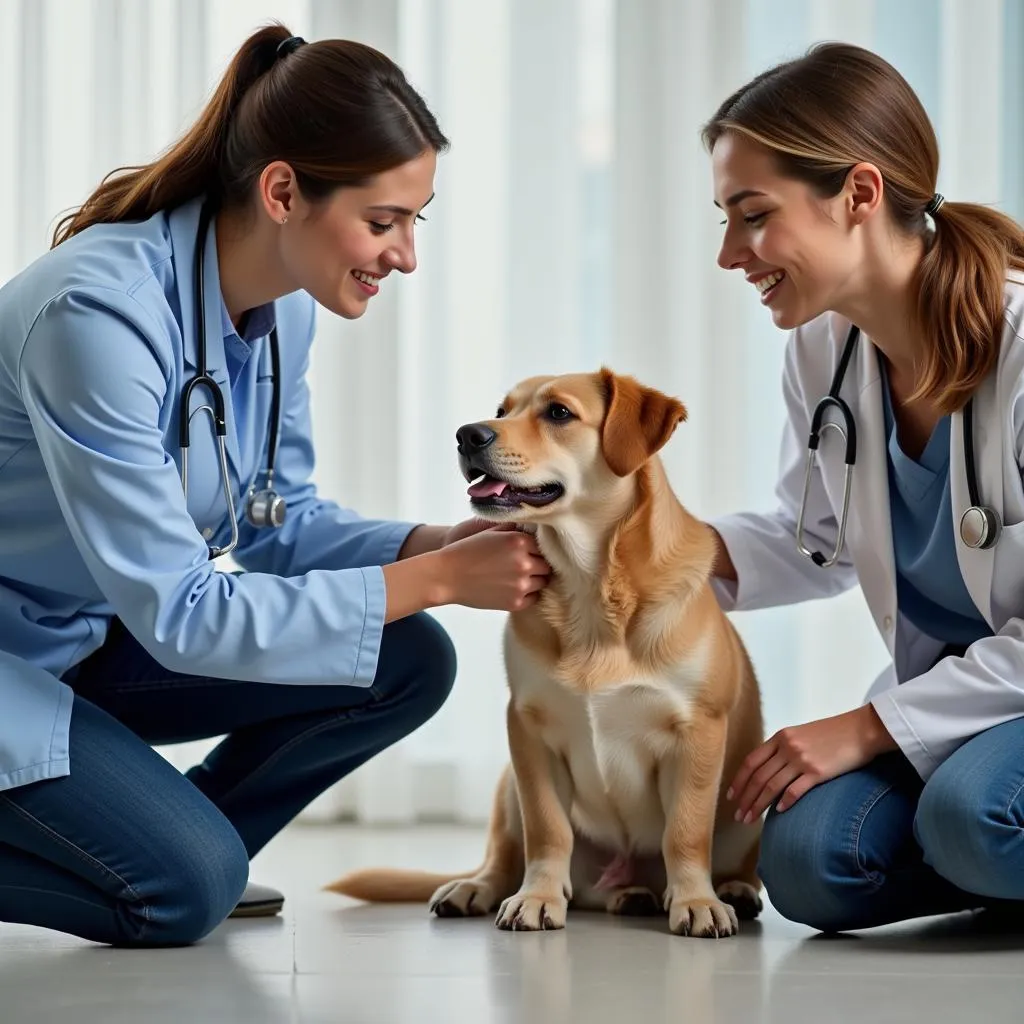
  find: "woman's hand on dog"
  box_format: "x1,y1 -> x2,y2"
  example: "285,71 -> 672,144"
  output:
442,517 -> 501,546
726,705 -> 898,823
438,524 -> 552,611
383,522 -> 550,620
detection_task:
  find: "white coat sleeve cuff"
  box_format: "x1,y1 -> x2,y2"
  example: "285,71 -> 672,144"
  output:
708,515 -> 764,612
870,691 -> 939,780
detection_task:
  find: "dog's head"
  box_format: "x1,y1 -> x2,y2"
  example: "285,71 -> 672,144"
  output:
455,368 -> 687,522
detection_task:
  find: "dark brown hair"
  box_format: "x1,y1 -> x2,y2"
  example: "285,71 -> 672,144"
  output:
52,22 -> 448,247
703,42 -> 1024,415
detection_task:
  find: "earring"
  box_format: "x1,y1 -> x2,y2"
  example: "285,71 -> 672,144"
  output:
281,216 -> 288,225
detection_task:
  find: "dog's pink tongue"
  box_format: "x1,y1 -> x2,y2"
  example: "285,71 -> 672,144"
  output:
468,478 -> 509,498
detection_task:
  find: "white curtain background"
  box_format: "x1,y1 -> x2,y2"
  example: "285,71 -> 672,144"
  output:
3,0 -> 1021,824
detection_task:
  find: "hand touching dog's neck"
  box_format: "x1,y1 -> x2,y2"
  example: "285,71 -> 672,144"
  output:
533,458 -> 704,605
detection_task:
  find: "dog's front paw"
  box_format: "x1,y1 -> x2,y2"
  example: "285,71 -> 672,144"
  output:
429,877 -> 504,918
664,889 -> 739,938
715,880 -> 763,921
496,891 -> 568,931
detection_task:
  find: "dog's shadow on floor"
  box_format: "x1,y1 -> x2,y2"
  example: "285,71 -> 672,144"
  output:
330,900 -> 767,940
331,899 -> 1024,953
562,910 -> 767,938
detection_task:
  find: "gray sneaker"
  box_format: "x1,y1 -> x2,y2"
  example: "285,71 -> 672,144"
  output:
229,881 -> 285,918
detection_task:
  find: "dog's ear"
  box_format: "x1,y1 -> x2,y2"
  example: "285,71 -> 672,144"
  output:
598,368 -> 687,477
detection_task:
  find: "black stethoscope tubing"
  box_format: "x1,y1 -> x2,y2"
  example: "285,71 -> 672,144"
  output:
797,324 -> 1000,568
178,201 -> 285,558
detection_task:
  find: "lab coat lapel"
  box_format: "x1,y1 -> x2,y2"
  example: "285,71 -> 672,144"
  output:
951,374 -> 999,627
167,198 -> 243,480
847,338 -> 898,651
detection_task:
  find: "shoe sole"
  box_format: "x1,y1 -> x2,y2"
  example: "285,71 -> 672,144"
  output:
229,898 -> 285,919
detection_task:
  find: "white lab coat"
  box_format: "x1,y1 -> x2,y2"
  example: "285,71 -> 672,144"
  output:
712,276 -> 1024,781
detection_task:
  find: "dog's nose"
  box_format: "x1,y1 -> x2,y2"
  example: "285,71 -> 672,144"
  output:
456,423 -> 497,453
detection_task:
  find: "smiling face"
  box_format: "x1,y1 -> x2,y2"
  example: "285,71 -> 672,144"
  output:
277,148 -> 437,319
712,131 -> 868,331
455,370 -> 686,524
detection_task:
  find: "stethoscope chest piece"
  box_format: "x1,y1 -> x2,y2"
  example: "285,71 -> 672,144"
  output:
246,484 -> 287,528
959,505 -> 1000,549
958,394 -> 1001,550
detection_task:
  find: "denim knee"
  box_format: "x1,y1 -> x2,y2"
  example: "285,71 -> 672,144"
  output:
376,612 -> 457,725
915,757 -> 1024,901
758,802 -> 865,932
414,612 -> 457,719
130,819 -> 249,947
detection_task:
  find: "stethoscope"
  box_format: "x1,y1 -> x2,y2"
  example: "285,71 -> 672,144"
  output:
796,323 -> 1001,568
179,201 -> 285,559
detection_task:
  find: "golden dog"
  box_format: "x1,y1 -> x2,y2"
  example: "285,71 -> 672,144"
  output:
327,369 -> 764,937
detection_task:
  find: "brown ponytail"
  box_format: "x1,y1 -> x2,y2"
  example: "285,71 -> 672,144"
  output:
915,201 -> 1024,411
52,22 -> 448,248
703,42 -> 1024,416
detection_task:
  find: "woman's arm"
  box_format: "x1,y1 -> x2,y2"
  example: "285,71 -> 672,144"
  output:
383,526 -> 549,622
19,289 -> 395,686
397,525 -> 448,558
708,527 -> 737,582
18,289 -> 546,687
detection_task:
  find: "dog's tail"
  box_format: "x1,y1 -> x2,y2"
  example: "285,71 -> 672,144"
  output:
324,866 -> 481,904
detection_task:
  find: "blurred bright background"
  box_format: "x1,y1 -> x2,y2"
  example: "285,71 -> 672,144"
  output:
2,0 -> 1022,825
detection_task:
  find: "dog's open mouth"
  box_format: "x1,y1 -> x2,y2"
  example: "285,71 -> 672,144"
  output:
466,474 -> 564,508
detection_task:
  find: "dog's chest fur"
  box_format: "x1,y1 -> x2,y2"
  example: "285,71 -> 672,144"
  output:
506,627 -> 710,854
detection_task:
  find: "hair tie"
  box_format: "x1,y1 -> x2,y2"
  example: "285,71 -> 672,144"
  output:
925,193 -> 945,216
276,36 -> 306,60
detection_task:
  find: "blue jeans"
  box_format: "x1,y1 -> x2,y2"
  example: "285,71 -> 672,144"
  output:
0,612 -> 455,948
759,717 -> 1024,931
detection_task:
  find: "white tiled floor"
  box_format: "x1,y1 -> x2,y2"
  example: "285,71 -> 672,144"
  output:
3,823 -> 1024,1023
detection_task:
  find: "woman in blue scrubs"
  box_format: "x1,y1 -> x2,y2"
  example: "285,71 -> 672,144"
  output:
0,24 -> 550,947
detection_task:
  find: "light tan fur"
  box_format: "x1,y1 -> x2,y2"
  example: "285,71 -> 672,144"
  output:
326,369 -> 765,938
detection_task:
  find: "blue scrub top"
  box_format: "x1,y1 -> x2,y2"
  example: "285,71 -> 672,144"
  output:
879,359 -> 993,647
0,196 -> 417,792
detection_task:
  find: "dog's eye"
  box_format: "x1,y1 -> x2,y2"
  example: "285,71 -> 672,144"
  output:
546,403 -> 574,422
495,407 -> 506,419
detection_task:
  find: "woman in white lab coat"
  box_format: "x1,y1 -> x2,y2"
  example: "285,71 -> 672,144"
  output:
704,42 -> 1024,931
